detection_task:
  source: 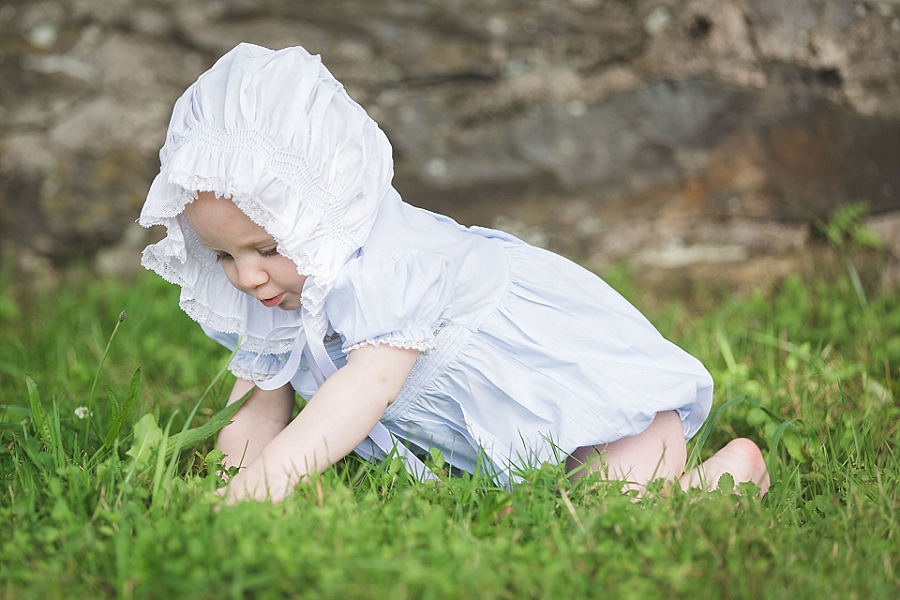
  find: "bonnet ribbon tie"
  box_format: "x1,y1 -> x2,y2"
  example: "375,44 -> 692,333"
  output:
249,279 -> 437,483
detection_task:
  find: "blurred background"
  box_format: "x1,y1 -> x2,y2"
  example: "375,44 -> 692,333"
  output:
1,0 -> 898,288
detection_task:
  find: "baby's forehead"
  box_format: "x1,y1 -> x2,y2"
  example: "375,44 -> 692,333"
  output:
184,191 -> 272,242
184,191 -> 242,221
189,190 -> 231,209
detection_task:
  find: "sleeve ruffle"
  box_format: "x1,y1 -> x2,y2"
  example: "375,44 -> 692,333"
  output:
327,250 -> 456,354
200,325 -> 287,382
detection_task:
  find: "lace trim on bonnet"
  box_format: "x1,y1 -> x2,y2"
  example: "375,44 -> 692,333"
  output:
138,43 -> 395,354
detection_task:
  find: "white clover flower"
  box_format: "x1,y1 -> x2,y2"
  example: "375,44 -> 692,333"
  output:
74,406 -> 91,420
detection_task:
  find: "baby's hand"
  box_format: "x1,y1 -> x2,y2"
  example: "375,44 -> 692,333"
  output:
218,465 -> 294,505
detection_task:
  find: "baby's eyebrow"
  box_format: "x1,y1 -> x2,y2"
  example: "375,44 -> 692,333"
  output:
236,235 -> 277,248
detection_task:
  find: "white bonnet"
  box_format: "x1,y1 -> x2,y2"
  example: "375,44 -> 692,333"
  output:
139,43 -> 394,353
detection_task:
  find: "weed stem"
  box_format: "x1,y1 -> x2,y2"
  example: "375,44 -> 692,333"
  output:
85,312 -> 126,443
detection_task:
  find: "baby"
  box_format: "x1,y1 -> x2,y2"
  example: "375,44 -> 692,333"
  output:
139,43 -> 768,503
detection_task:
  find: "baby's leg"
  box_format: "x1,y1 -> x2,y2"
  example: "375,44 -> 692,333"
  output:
567,412 -> 770,497
567,410 -> 687,492
679,438 -> 770,495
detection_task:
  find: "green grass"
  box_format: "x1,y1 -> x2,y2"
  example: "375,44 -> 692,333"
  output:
1,254 -> 899,599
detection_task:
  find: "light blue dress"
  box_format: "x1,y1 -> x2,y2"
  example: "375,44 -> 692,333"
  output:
205,190 -> 713,485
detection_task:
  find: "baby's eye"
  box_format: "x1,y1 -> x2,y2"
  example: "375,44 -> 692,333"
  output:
259,246 -> 280,257
215,252 -> 232,262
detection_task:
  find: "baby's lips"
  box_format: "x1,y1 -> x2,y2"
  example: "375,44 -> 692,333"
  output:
260,292 -> 285,308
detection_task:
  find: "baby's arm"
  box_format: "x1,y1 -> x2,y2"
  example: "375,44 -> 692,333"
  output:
217,379 -> 295,471
222,344 -> 419,503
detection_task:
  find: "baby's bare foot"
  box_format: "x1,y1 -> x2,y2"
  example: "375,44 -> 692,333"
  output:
680,438 -> 770,496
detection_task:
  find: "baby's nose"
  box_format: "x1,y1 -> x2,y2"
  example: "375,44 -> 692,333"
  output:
237,261 -> 268,289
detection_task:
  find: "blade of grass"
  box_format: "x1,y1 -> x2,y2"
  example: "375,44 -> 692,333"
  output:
162,386 -> 253,461
106,386 -> 121,416
767,418 -> 799,488
158,390 -> 252,508
162,337 -> 244,461
0,405 -> 31,418
715,324 -> 738,372
845,257 -> 868,312
25,375 -> 52,442
151,415 -> 176,509
18,429 -> 52,477
85,311 -> 127,442
96,368 -> 142,460
47,400 -> 68,470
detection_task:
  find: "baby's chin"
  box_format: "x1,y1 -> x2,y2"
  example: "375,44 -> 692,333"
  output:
275,295 -> 302,311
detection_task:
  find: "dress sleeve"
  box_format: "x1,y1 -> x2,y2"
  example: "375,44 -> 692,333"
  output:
327,250 -> 456,354
199,324 -> 286,382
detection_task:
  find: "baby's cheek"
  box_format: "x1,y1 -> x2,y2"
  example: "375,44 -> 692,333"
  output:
221,264 -> 243,291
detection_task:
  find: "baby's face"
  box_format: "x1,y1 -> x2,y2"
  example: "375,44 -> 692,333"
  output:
184,191 -> 306,311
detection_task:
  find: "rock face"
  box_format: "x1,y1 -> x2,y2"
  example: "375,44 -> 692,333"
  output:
1,0 -> 898,268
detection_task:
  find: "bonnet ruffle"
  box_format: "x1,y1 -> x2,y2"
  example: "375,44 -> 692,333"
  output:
139,43 -> 394,354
